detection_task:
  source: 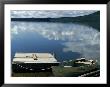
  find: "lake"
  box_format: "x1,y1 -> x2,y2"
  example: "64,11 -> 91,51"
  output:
11,21 -> 100,62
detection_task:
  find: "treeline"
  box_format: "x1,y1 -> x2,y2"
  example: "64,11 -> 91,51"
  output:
11,11 -> 100,31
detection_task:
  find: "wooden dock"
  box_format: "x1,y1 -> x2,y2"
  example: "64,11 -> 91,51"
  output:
12,53 -> 60,72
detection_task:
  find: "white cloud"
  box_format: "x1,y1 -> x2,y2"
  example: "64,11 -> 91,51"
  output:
11,21 -> 100,59
11,10 -> 98,18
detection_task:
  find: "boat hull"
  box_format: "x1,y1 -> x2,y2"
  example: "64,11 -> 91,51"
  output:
12,63 -> 59,72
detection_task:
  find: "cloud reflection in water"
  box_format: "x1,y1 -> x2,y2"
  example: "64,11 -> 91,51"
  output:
11,21 -> 100,60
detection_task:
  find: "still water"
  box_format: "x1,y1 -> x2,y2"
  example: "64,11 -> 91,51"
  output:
11,22 -> 100,61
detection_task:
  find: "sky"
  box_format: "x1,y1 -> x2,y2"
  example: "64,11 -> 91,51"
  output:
11,10 -> 98,18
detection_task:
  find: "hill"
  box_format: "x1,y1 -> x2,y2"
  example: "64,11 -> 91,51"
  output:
11,11 -> 100,31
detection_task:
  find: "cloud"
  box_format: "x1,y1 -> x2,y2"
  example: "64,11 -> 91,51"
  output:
11,10 -> 98,18
11,21 -> 100,59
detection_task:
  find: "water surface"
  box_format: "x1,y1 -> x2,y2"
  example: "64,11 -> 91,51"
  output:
11,22 -> 100,61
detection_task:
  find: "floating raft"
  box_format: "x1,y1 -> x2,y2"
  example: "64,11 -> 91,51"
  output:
12,53 -> 60,72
